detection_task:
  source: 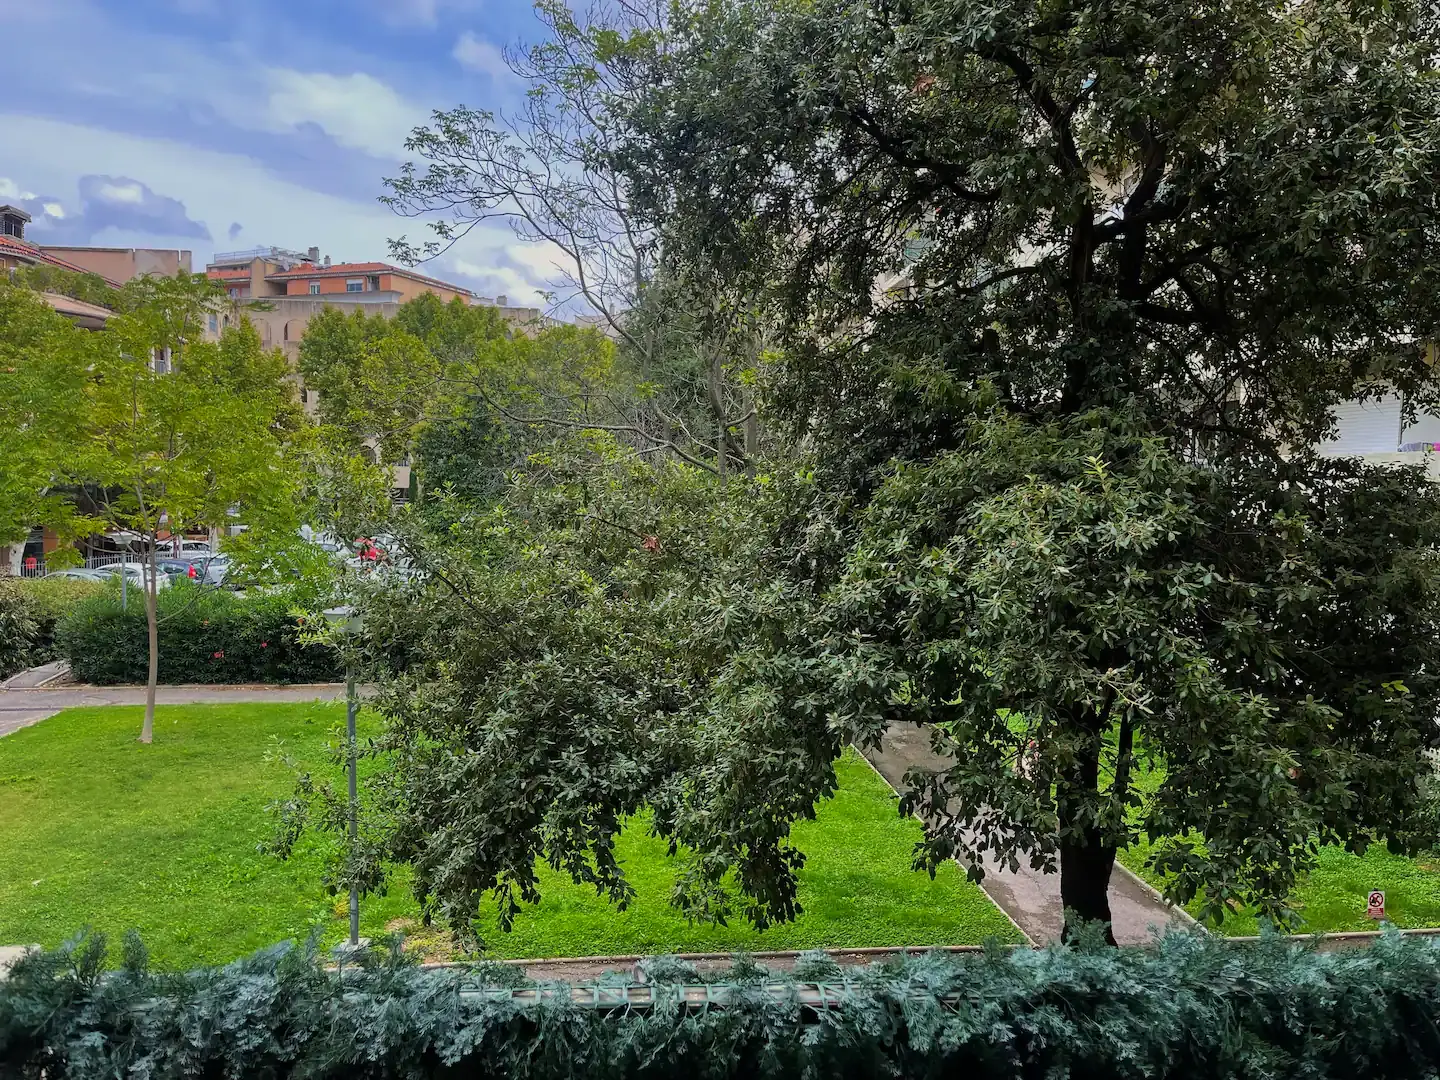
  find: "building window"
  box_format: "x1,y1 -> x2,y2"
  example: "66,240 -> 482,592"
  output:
369,276 -> 381,291
208,314 -> 218,333
346,279 -> 364,293
152,348 -> 171,375
228,287 -> 239,298
309,281 -> 320,294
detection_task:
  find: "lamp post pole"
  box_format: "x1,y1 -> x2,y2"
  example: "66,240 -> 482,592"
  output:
324,604 -> 363,949
346,662 -> 359,946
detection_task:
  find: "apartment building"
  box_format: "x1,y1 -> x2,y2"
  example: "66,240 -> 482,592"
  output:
204,246 -> 547,498
1318,388 -> 1440,478
39,245 -> 192,282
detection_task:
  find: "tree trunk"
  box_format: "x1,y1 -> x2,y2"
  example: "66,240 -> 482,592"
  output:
2,542 -> 23,576
1058,725 -> 1118,944
140,543 -> 159,744
1058,832 -> 1118,945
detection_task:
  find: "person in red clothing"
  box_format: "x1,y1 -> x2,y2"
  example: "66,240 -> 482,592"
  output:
356,537 -> 381,562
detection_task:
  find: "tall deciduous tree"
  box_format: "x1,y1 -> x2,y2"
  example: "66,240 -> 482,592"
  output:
605,0 -> 1440,937
86,274 -> 305,742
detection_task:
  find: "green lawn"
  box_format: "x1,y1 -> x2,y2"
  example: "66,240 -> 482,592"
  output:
1120,839 -> 1440,936
0,705 -> 1019,968
470,751 -> 1021,958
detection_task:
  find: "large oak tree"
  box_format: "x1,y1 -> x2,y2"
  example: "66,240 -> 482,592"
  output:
280,0 -> 1440,945
608,0 -> 1440,937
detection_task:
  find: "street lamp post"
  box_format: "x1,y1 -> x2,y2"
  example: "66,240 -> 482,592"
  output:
323,604 -> 364,947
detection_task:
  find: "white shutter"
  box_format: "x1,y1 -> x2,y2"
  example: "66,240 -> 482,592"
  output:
1323,395 -> 1402,454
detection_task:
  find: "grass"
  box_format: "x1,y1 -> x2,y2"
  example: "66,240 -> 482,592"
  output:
0,705 -> 1019,968
467,751 -> 1021,958
1120,839 -> 1440,936
1110,751 -> 1440,935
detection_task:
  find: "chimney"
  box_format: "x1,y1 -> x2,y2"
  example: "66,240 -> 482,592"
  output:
495,294 -> 507,307
323,255 -> 331,268
307,246 -> 320,262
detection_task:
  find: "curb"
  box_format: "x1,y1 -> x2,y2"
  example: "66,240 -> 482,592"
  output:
0,683 -> 349,693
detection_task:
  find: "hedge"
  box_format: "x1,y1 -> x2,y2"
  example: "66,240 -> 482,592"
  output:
55,583 -> 339,685
4,930 -> 1440,1078
0,577 -> 106,680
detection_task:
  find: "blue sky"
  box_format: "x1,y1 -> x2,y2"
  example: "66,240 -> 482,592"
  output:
0,0 -> 564,305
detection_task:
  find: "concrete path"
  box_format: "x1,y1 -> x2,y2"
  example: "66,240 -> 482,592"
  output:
0,660 -> 70,689
861,723 -> 1194,945
0,684 -> 348,737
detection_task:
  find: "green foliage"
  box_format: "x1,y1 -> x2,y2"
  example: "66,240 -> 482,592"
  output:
0,578 -> 41,680
9,930 -> 1440,1077
15,577 -> 106,668
9,264 -> 116,310
282,437 -> 856,941
56,584 -> 338,685
410,399 -> 519,506
600,0 -> 1440,935
0,285 -> 100,548
0,576 -> 104,679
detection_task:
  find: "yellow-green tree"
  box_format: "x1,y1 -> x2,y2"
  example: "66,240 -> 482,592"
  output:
86,274 -> 306,742
0,284 -> 99,573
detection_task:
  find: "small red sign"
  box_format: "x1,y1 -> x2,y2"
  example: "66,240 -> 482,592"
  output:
1366,890 -> 1386,920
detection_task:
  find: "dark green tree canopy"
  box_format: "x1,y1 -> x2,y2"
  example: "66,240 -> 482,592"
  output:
626,0 -> 1440,459
608,0 -> 1440,936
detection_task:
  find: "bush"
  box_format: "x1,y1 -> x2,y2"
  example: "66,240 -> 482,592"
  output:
56,583 -> 339,685
4,931 -> 1440,1078
15,577 -> 106,665
0,577 -> 40,680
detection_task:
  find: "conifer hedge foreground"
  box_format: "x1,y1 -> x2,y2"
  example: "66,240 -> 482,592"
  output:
4,930 -> 1440,1078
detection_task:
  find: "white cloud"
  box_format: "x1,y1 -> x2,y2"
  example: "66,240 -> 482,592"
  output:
452,32 -> 512,82
0,113 -> 554,300
448,256 -> 548,308
42,202 -> 66,218
256,70 -> 428,160
1,114 -> 402,262
96,180 -> 145,204
0,177 -> 37,200
504,241 -> 568,280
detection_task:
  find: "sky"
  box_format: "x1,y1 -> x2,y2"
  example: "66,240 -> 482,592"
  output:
0,0 -> 566,307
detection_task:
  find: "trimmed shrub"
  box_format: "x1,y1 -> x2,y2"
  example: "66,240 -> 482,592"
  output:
56,583 -> 338,685
0,577 -> 40,680
15,576 -> 106,666
4,931 -> 1440,1078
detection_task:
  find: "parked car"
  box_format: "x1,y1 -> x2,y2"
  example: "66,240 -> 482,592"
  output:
155,558 -> 202,581
43,568 -> 111,582
92,563 -> 172,590
181,553 -> 231,586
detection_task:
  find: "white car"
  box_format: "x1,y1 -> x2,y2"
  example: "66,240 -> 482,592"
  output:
92,563 -> 172,590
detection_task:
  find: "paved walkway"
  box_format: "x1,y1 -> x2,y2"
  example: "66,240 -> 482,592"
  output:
861,723 -> 1194,945
0,684 -> 348,737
